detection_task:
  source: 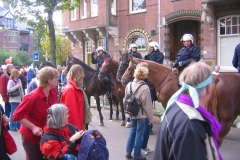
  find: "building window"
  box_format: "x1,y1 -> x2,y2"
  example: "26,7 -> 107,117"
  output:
6,18 -> 14,29
85,41 -> 92,53
218,15 -> 240,72
9,48 -> 18,53
129,0 -> 146,14
71,0 -> 77,21
111,0 -> 116,15
133,38 -> 146,50
8,31 -> 18,43
91,0 -> 98,17
80,0 -> 87,19
98,39 -> 104,47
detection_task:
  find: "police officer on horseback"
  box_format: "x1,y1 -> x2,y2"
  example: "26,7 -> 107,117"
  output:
91,46 -> 111,72
144,41 -> 164,64
172,34 -> 200,75
129,44 -> 142,59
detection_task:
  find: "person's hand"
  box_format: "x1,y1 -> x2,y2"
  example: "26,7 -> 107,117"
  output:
2,114 -> 9,127
32,126 -> 43,136
91,52 -> 95,56
148,120 -> 152,125
172,67 -> 178,73
70,130 -> 85,143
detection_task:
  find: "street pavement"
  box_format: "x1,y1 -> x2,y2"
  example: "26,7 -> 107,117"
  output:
1,97 -> 240,160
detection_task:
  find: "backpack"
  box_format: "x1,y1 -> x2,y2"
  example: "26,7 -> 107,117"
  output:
77,130 -> 109,160
124,82 -> 145,116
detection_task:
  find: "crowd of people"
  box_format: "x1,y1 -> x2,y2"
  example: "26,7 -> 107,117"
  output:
0,34 -> 239,160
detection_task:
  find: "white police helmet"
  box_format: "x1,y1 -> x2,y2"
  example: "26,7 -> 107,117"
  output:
149,41 -> 159,51
181,34 -> 194,43
96,46 -> 104,52
129,43 -> 137,51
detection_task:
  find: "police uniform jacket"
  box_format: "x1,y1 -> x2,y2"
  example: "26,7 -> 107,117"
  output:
91,52 -> 111,71
232,43 -> 240,73
129,51 -> 142,59
144,50 -> 164,64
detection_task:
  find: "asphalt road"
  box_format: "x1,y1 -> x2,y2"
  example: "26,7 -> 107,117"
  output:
7,107 -> 240,160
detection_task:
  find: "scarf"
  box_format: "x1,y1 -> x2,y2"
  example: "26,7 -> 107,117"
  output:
177,94 -> 222,160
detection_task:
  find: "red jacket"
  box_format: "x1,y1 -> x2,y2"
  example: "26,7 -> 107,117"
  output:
61,79 -> 85,130
0,72 -> 10,102
40,124 -> 80,159
13,87 -> 58,144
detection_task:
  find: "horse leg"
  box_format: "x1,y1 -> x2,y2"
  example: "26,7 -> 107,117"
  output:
95,95 -> 104,126
119,101 -> 126,126
108,96 -> 113,120
115,100 -> 119,120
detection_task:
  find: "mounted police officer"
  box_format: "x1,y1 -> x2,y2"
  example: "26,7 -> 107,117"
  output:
144,41 -> 164,64
129,43 -> 142,59
91,46 -> 111,93
172,34 -> 200,75
91,46 -> 111,72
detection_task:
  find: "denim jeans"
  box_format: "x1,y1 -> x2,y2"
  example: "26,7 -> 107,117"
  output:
4,101 -> 11,118
142,118 -> 151,149
126,118 -> 146,157
10,102 -> 21,130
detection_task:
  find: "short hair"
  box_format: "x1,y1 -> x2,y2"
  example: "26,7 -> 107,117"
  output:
67,64 -> 85,86
136,62 -> 148,69
37,67 -> 59,87
133,66 -> 148,80
6,64 -> 14,72
47,104 -> 68,129
39,61 -> 54,70
15,66 -> 20,70
179,62 -> 212,96
10,69 -> 19,79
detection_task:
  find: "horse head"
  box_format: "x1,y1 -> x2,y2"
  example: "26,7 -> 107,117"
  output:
64,55 -> 75,75
121,55 -> 138,86
116,53 -> 130,82
98,56 -> 113,81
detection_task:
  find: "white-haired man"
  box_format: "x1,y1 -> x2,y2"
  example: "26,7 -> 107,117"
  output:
172,34 -> 200,75
153,62 -> 222,160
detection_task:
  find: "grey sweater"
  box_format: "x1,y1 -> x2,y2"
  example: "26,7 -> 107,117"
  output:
7,79 -> 24,103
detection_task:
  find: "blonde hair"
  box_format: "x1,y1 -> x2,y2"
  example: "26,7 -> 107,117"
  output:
179,62 -> 212,96
133,66 -> 148,80
67,64 -> 85,86
38,67 -> 59,87
10,69 -> 19,79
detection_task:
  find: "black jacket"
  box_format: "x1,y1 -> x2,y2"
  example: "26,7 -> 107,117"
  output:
173,44 -> 200,72
153,102 -> 220,160
91,52 -> 111,71
144,50 -> 164,64
129,51 -> 142,59
232,43 -> 240,73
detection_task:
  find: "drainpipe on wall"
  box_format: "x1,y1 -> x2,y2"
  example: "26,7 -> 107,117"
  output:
158,0 -> 161,50
106,0 -> 110,53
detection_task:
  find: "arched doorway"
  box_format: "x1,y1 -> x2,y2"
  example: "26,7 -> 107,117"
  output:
169,20 -> 201,61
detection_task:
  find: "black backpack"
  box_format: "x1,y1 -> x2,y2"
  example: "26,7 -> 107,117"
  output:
124,82 -> 145,116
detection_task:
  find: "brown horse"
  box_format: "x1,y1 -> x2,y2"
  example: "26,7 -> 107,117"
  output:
116,53 -> 129,82
65,56 -> 118,126
98,57 -> 126,126
121,56 -> 240,146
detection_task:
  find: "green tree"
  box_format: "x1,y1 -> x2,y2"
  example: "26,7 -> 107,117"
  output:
17,50 -> 32,66
4,0 -> 80,67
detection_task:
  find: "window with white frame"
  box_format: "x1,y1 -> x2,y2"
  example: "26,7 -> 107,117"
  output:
71,0 -> 77,21
9,48 -> 18,53
134,37 -> 146,50
111,0 -> 116,15
129,0 -> 146,14
80,0 -> 87,19
218,16 -> 240,72
8,31 -> 18,43
91,0 -> 98,17
98,39 -> 104,48
85,41 -> 92,53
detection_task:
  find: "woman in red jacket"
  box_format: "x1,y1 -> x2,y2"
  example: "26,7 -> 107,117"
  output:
13,67 -> 58,160
61,64 -> 85,130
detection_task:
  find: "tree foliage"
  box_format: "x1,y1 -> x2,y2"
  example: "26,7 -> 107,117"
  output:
0,47 -> 32,67
4,0 -> 80,67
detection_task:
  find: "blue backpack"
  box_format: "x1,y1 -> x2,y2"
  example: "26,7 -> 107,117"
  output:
77,130 -> 109,160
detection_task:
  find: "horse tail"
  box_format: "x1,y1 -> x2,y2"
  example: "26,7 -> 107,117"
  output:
112,94 -> 119,108
207,77 -> 219,120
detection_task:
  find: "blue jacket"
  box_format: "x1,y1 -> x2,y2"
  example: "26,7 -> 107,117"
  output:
129,51 -> 142,59
232,43 -> 240,73
26,70 -> 35,82
144,50 -> 164,64
173,44 -> 200,71
92,52 -> 111,71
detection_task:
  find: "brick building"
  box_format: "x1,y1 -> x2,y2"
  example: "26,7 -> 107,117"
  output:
62,0 -> 240,72
0,2 -> 34,59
